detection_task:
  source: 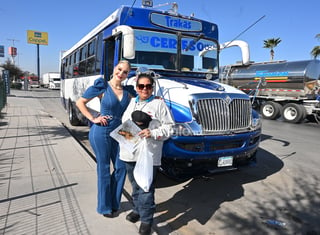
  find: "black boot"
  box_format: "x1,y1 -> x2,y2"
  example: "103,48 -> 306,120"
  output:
139,222 -> 152,235
126,211 -> 140,223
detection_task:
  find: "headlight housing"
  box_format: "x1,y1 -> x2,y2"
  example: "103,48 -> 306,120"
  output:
250,110 -> 262,130
172,123 -> 194,136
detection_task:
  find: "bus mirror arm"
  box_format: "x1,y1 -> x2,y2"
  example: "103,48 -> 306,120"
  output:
112,25 -> 135,59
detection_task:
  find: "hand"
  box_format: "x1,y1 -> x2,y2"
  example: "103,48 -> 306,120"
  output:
139,128 -> 151,138
92,115 -> 109,126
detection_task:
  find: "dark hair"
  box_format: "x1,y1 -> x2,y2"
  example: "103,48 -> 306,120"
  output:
136,73 -> 154,86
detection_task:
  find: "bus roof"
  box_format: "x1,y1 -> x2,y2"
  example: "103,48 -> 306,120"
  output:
62,5 -> 218,59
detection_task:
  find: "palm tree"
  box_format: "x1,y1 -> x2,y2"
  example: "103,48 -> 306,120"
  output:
310,34 -> 320,59
263,38 -> 282,61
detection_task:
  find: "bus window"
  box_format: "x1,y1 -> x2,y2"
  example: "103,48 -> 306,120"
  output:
78,46 -> 87,76
75,50 -> 79,64
78,61 -> 86,76
86,57 -> 96,75
129,30 -> 177,69
181,55 -> 193,71
181,36 -> 218,72
128,29 -> 218,72
80,45 -> 87,61
88,39 -> 96,57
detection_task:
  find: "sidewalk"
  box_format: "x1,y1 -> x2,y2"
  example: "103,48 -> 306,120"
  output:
0,90 -> 142,235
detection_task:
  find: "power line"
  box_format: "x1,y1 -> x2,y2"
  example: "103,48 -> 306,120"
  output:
7,38 -> 20,46
223,15 -> 266,49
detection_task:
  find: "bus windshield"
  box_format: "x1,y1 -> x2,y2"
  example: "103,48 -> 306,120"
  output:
129,29 -> 218,73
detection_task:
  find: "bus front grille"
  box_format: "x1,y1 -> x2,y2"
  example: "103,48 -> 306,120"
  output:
196,98 -> 251,133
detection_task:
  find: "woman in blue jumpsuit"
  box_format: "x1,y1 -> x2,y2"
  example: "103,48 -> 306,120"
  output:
76,60 -> 134,217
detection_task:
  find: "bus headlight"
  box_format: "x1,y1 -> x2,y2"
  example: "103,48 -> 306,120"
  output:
251,110 -> 262,130
173,123 -> 193,136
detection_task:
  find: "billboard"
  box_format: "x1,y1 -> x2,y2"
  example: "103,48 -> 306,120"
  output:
27,30 -> 48,45
8,47 -> 17,57
0,45 -> 4,57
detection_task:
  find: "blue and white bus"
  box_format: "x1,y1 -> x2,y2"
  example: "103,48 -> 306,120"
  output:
60,2 -> 261,179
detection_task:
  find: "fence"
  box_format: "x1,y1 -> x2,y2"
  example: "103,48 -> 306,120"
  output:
0,80 -> 7,112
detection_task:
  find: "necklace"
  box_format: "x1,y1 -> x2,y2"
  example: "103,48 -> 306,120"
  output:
109,81 -> 123,90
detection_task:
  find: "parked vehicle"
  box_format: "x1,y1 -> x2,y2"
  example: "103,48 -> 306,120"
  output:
219,41 -> 320,124
41,72 -> 61,89
60,2 -> 261,179
20,76 -> 40,88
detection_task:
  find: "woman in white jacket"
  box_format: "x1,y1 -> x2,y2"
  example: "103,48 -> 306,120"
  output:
120,73 -> 174,235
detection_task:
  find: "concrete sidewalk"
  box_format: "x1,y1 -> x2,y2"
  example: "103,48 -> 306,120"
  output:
0,90 -> 142,235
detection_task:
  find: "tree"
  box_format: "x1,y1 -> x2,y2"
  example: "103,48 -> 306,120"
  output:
263,38 -> 282,61
0,59 -> 24,82
310,34 -> 320,59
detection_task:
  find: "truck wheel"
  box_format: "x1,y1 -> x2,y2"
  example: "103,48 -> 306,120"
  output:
68,101 -> 81,126
299,105 -> 307,122
281,103 -> 305,123
260,101 -> 282,120
315,113 -> 320,124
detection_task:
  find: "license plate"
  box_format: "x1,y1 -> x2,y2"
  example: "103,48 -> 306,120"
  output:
217,156 -> 233,167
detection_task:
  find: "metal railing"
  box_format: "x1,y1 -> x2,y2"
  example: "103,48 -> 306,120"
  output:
0,80 -> 7,112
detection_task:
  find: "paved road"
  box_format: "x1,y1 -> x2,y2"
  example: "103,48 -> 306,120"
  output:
31,88 -> 320,234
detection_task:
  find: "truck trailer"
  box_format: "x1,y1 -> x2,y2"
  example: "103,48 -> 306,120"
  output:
41,72 -> 61,89
219,41 -> 320,124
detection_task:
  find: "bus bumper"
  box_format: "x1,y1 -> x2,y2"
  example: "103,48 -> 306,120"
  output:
161,129 -> 261,180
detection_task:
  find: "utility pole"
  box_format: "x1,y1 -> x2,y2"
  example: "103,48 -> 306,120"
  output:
7,38 -> 19,46
17,53 -> 22,66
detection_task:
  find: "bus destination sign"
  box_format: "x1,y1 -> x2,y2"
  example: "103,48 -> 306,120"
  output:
150,13 -> 202,32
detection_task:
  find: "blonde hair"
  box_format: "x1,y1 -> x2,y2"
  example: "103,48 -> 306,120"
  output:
117,60 -> 131,70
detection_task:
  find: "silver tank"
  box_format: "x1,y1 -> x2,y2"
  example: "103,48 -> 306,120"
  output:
220,60 -> 320,98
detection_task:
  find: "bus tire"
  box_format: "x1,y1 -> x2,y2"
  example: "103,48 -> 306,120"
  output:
281,103 -> 305,123
68,101 -> 81,126
260,101 -> 282,120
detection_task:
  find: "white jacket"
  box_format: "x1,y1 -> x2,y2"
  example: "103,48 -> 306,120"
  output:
119,96 -> 175,166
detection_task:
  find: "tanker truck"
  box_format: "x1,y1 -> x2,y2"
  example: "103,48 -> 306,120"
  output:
219,41 -> 320,123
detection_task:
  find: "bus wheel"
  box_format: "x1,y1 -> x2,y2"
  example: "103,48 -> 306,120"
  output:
159,159 -> 192,182
281,103 -> 305,123
260,101 -> 282,120
68,101 -> 81,126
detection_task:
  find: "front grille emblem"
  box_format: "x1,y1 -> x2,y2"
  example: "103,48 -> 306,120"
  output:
224,95 -> 232,105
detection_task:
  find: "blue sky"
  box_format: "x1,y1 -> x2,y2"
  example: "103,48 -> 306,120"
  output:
1,0 -> 319,75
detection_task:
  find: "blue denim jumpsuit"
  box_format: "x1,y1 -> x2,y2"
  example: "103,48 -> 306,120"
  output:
82,78 -> 133,215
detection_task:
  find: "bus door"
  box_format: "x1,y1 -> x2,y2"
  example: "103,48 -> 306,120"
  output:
104,37 -> 116,81
104,25 -> 135,81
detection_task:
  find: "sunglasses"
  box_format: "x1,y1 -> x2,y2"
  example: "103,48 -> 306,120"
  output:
137,84 -> 153,90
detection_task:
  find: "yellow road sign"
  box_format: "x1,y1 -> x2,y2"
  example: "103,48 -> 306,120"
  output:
27,30 -> 48,45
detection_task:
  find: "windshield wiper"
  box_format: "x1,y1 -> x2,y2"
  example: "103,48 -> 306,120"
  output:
184,33 -> 204,52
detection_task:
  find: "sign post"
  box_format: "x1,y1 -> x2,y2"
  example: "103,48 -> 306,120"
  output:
0,45 -> 4,58
27,30 -> 48,85
3,70 -> 10,95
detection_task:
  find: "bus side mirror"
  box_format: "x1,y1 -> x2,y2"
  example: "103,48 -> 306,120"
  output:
112,25 -> 135,59
260,77 -> 267,87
